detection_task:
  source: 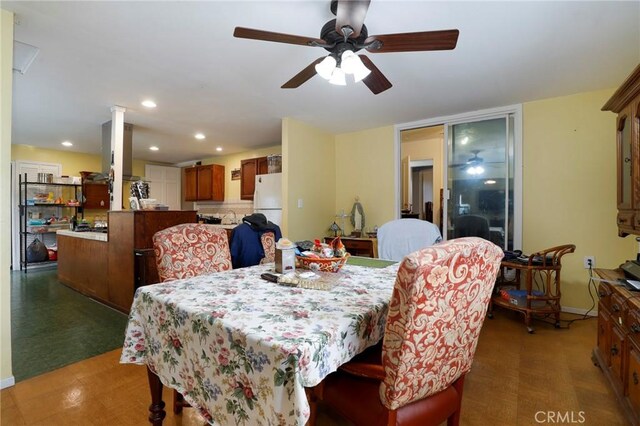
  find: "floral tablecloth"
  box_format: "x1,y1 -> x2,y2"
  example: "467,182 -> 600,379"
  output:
120,263 -> 399,426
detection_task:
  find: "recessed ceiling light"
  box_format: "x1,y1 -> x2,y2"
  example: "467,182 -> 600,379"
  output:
216,147 -> 223,152
61,141 -> 73,147
195,133 -> 206,140
149,146 -> 159,151
141,100 -> 157,108
484,179 -> 496,185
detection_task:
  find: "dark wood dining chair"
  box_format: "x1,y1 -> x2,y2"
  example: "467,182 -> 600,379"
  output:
309,237 -> 503,426
153,223 -> 232,414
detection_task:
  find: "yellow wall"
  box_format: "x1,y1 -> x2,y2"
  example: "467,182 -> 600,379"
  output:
12,144 -> 102,175
1,9 -> 13,387
335,126 -> 396,235
523,88 -> 636,310
201,145 -> 281,201
282,118 -> 335,241
12,145 -> 168,214
401,134 -> 444,229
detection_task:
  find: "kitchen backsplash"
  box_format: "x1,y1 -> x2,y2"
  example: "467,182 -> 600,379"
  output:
196,200 -> 254,224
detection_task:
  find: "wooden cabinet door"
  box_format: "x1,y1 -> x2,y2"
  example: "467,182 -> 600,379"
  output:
184,167 -> 198,201
617,107 -> 633,211
628,342 -> 640,414
83,183 -> 110,209
257,156 -> 269,175
633,97 -> 640,214
197,165 -> 213,200
241,159 -> 257,200
611,325 -> 626,391
598,307 -> 612,366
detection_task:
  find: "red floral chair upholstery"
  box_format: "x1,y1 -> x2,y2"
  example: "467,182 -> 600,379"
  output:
259,231 -> 276,265
153,223 -> 232,282
310,237 -> 503,426
152,223 -> 232,413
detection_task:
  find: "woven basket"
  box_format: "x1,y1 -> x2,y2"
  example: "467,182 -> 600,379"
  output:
296,254 -> 349,273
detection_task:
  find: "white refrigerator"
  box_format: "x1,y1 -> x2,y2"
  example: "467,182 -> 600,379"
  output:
254,173 -> 282,226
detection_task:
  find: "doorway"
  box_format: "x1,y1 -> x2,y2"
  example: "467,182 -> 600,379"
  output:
396,105 -> 522,250
400,125 -> 444,229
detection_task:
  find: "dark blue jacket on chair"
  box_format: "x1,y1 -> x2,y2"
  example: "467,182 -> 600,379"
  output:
230,217 -> 282,269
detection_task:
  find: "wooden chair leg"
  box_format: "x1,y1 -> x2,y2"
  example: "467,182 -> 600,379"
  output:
173,390 -> 184,414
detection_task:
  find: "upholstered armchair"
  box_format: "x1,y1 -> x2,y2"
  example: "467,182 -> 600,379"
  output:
311,237 -> 503,426
259,231 -> 276,264
152,223 -> 232,413
377,218 -> 442,261
153,223 -> 232,282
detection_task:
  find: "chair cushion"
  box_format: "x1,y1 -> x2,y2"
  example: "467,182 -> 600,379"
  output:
153,223 -> 232,282
380,237 -> 503,410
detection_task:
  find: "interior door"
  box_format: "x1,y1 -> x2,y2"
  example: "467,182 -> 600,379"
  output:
145,164 -> 181,210
401,155 -> 411,211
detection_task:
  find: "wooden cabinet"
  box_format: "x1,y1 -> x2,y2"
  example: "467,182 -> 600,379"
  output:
240,157 -> 268,200
82,182 -> 110,209
603,64 -> 640,237
184,164 -> 224,202
323,237 -> 378,258
593,268 -> 640,425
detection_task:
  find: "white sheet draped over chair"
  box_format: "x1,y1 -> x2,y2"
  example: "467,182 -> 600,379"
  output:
377,218 -> 442,261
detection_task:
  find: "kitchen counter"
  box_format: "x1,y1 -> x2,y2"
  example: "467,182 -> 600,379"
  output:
57,229 -> 108,242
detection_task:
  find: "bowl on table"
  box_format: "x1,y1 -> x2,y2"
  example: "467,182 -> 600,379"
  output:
296,254 -> 350,273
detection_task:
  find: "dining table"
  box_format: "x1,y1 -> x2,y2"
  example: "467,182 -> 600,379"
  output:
120,258 -> 398,426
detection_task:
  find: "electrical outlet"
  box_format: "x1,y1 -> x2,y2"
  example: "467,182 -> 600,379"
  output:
583,256 -> 595,269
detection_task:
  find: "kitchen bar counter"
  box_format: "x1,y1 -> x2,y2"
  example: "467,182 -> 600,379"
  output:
57,210 -> 197,313
57,229 -> 108,242
57,231 -> 109,303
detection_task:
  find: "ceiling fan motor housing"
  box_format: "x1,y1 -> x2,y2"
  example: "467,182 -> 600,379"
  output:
320,19 -> 369,56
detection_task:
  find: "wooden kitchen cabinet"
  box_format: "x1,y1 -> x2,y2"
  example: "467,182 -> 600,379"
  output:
82,182 -> 110,209
184,164 -> 225,202
240,157 -> 268,200
603,64 -> 640,237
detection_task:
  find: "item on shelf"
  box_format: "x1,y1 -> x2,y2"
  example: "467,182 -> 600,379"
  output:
26,238 -> 48,263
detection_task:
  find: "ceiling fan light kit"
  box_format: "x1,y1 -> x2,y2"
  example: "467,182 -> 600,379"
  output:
233,0 -> 459,94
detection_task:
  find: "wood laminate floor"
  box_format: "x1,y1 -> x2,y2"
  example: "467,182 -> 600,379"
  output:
1,309 -> 625,425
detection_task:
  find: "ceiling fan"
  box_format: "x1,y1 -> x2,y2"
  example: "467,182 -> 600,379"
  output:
452,150 -> 485,174
233,0 -> 459,94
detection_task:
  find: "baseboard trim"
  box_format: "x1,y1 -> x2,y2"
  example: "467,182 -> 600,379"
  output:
1,376 -> 15,389
562,306 -> 597,317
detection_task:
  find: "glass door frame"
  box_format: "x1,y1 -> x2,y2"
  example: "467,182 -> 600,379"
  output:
394,104 -> 523,249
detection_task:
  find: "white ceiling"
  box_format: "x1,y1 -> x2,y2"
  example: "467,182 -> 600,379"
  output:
5,1 -> 640,164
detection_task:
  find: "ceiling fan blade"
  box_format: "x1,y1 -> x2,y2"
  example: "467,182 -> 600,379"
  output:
365,29 -> 459,53
359,55 -> 392,95
281,57 -> 325,89
335,0 -> 371,38
234,27 -> 324,47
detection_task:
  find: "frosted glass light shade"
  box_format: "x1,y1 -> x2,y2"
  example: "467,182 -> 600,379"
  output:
341,50 -> 371,83
329,67 -> 346,86
315,56 -> 337,80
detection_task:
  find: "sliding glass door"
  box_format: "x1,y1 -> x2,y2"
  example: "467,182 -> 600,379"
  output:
446,115 -> 515,250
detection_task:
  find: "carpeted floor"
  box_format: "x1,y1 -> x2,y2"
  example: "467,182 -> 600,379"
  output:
10,267 -> 129,382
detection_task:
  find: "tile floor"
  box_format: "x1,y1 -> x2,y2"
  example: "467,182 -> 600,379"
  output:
10,267 -> 128,381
